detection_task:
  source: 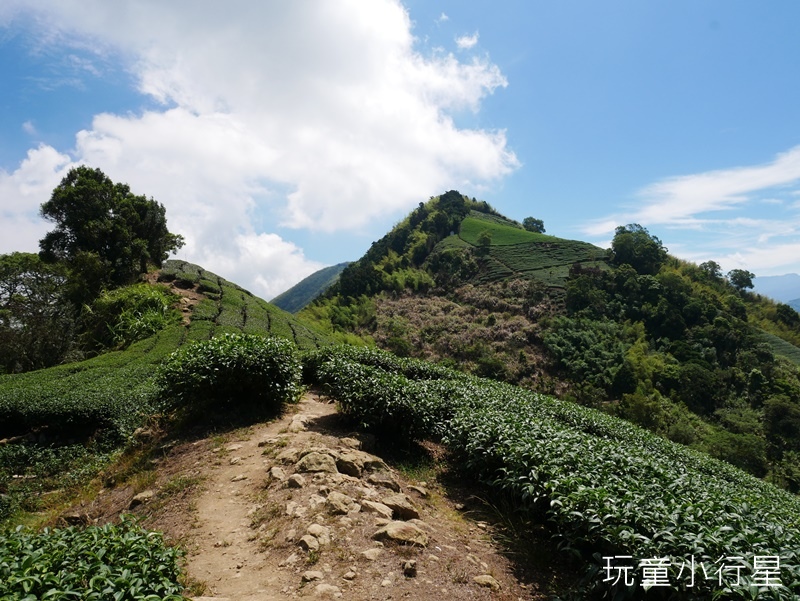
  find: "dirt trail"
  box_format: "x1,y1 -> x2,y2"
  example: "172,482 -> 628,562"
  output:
86,393 -> 562,600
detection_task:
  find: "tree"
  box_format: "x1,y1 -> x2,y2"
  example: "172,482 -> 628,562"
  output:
522,217 -> 545,233
39,166 -> 184,299
727,268 -> 755,291
476,229 -> 492,256
699,260 -> 722,280
610,224 -> 667,275
0,253 -> 74,372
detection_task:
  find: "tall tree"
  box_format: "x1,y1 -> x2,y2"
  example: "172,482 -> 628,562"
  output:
611,224 -> 667,275
39,166 -> 184,300
0,253 -> 74,372
728,268 -> 755,291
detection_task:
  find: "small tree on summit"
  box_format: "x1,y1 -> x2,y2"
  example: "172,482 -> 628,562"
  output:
728,269 -> 755,292
611,224 -> 667,275
523,217 -> 545,233
39,166 -> 184,301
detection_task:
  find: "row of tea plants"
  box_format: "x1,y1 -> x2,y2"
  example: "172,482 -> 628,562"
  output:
308,345 -> 800,599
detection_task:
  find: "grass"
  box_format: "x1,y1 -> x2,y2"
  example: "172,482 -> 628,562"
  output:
459,213 -> 559,246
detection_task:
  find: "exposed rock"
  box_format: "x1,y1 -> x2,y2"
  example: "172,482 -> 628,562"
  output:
288,415 -> 308,432
340,437 -> 361,449
298,534 -> 320,552
302,570 -> 324,582
297,452 -> 338,474
61,512 -> 91,526
474,575 -> 501,591
335,451 -> 364,477
361,500 -> 393,520
381,579 -> 392,587
314,583 -> 342,597
229,456 -> 242,465
276,447 -> 303,464
372,521 -> 428,547
360,548 -> 383,561
307,523 -> 331,546
287,473 -> 306,488
269,466 -> 287,482
408,485 -> 429,498
403,559 -> 417,577
225,443 -> 243,452
381,493 -> 420,520
366,472 -> 401,492
130,490 -> 156,508
342,570 -> 357,580
326,491 -> 358,515
231,474 -> 247,482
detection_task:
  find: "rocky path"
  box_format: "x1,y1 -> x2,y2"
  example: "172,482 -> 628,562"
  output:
107,393 -> 553,600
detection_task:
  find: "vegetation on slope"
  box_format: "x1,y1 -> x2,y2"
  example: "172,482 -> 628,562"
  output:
301,192 -> 800,493
309,345 -> 800,600
271,261 -> 350,313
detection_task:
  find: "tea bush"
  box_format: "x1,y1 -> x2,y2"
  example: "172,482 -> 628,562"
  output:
310,345 -> 800,599
0,517 -> 183,600
158,333 -> 302,418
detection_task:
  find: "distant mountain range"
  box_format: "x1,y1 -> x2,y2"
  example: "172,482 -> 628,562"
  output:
753,273 -> 800,303
270,262 -> 350,313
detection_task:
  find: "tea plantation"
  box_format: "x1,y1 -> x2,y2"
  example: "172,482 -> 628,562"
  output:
309,345 -> 800,599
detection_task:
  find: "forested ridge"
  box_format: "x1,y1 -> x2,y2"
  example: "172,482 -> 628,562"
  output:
301,191 -> 800,491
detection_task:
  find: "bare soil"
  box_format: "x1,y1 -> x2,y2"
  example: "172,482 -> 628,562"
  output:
75,393 -> 574,600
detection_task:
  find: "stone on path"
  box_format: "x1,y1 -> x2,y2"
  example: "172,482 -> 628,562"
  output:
474,575 -> 501,590
381,493 -> 420,520
372,521 -> 428,547
297,452 -> 338,474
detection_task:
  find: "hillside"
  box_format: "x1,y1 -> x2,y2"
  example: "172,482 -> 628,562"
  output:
271,261 -> 350,313
2,246 -> 799,599
300,191 -> 800,492
0,259 -> 329,521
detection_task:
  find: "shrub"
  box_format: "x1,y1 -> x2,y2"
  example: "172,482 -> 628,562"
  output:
0,516 -> 184,599
157,333 -> 302,418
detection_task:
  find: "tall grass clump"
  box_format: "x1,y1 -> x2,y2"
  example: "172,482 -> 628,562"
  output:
158,333 -> 302,419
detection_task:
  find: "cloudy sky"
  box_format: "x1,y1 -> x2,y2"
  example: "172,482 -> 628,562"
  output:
2,1 -> 800,299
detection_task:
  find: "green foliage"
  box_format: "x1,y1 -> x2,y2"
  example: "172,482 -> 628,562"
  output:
0,516 -> 183,599
39,166 -> 184,302
522,216 -> 545,233
729,268 -> 756,291
271,262 -> 349,313
459,214 -> 556,246
157,333 -> 302,418
611,224 -> 668,275
83,283 -> 181,351
309,345 -> 800,599
0,252 -> 74,373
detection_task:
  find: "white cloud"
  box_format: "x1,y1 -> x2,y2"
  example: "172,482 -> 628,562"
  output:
437,12 -> 449,23
456,32 -> 479,50
583,147 -> 800,276
585,146 -> 800,236
0,0 -> 517,295
21,121 -> 37,135
0,145 -> 73,254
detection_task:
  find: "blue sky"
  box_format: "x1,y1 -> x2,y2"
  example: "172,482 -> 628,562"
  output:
2,1 -> 800,299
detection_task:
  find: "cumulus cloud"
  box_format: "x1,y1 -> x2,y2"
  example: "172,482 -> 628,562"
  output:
0,0 -> 517,295
456,32 -> 480,50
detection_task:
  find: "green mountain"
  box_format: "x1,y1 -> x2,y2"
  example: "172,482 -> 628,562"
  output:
271,261 -> 349,313
0,259 -> 329,519
301,191 -> 800,491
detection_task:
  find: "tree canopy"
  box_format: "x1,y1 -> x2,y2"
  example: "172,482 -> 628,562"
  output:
0,252 -> 74,373
39,166 -> 184,298
728,268 -> 755,291
611,223 -> 668,275
522,217 -> 545,233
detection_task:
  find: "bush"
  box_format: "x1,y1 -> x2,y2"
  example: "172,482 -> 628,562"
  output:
0,516 -> 184,599
157,333 -> 302,418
